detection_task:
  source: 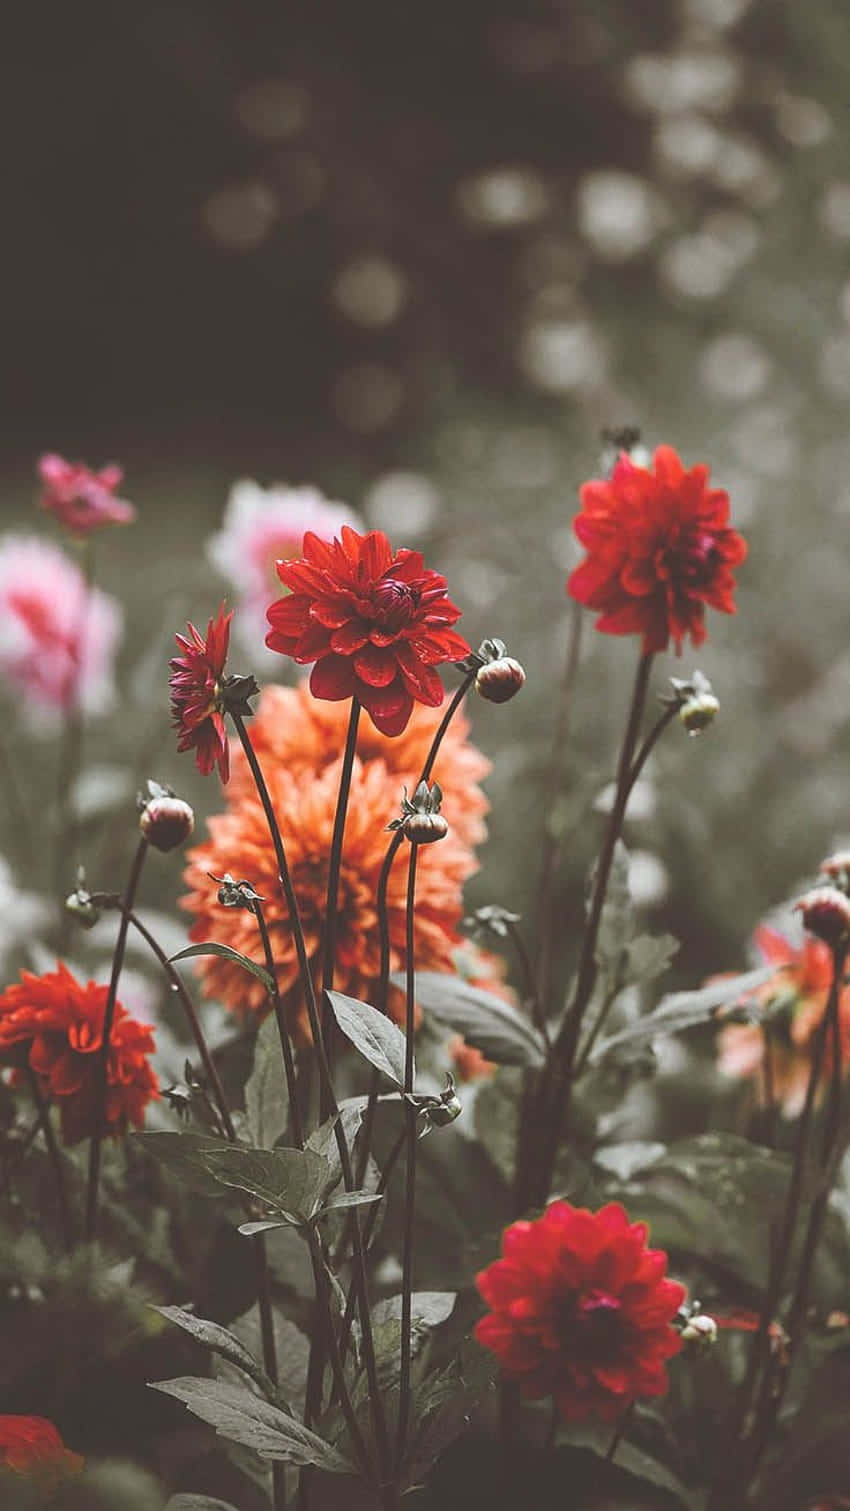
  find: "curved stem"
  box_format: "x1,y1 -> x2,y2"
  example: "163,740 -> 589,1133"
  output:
85,835 -> 148,1241
26,1066 -> 73,1251
305,1227 -> 373,1478
396,842 -> 419,1472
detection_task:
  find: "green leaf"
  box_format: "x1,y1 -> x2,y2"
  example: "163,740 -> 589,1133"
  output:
202,1144 -> 333,1223
624,933 -> 680,987
306,1096 -> 370,1191
133,1132 -> 233,1197
326,990 -> 408,1086
590,964 -> 780,1066
155,1306 -> 275,1399
169,943 -> 274,995
150,1376 -> 354,1472
595,839 -> 633,976
216,1309 -> 311,1419
244,1013 -> 291,1149
395,971 -> 546,1069
321,1190 -> 384,1215
371,1291 -> 457,1329
165,1499 -> 240,1511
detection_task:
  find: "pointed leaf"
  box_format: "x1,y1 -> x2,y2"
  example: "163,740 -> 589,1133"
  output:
150,1376 -> 354,1472
134,1131 -> 233,1197
155,1306 -> 275,1399
326,990 -> 408,1086
166,1499 -> 240,1511
321,1190 -> 384,1214
590,964 -> 781,1065
244,1013 -> 291,1150
170,943 -> 274,995
394,972 -> 545,1068
238,1220 -> 293,1237
202,1144 -> 332,1222
306,1095 -> 370,1191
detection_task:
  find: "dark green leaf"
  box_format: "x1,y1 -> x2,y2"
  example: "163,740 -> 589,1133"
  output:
372,1291 -> 456,1329
395,971 -> 546,1069
150,1376 -> 353,1472
202,1144 -> 332,1222
166,1496 -> 241,1510
133,1131 -> 233,1197
326,990 -> 408,1086
244,1013 -> 290,1149
590,964 -> 780,1066
306,1096 -> 370,1191
169,943 -> 274,995
321,1190 -> 384,1215
155,1306 -> 275,1398
595,839 -> 633,975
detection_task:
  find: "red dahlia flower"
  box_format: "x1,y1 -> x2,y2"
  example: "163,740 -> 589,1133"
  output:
38,453 -> 135,535
475,1201 -> 685,1422
170,606 -> 233,782
0,1416 -> 83,1481
266,526 -> 469,736
0,962 -> 159,1146
568,445 -> 747,654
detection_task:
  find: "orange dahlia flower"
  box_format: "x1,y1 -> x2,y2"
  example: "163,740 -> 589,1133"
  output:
716,923 -> 850,1117
0,962 -> 159,1145
181,684 -> 489,1036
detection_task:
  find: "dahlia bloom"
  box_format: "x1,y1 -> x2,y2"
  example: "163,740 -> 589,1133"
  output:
266,526 -> 469,736
475,1201 -> 685,1422
181,684 -> 488,1037
170,606 -> 233,782
38,452 -> 135,535
0,962 -> 159,1145
0,535 -> 122,722
0,1416 -> 83,1482
716,923 -> 850,1117
208,480 -> 363,658
567,445 -> 747,654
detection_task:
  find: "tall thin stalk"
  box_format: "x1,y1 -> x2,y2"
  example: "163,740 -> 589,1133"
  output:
54,537 -> 93,947
534,600 -> 583,1009
85,834 -> 148,1241
25,1067 -> 73,1252
395,841 -> 419,1472
253,899 -> 305,1150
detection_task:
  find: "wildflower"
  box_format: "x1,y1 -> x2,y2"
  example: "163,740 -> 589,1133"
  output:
567,445 -> 747,654
0,535 -> 122,722
794,886 -> 850,948
716,921 -> 850,1116
0,1415 -> 83,1482
0,962 -> 159,1145
181,684 -> 488,1036
169,606 -> 233,782
266,526 -> 469,736
208,480 -> 363,657
475,1201 -> 685,1421
38,453 -> 135,535
138,780 -> 195,852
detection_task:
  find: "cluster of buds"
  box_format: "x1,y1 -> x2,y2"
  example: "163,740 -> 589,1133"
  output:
208,872 -> 265,910
675,1300 -> 718,1353
793,886 -> 850,949
138,779 -> 194,852
662,669 -> 719,736
388,780 -> 448,845
459,637 -> 526,705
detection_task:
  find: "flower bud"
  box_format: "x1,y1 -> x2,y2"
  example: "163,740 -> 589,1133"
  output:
208,872 -> 264,909
476,655 -> 526,704
388,779 -> 448,845
680,1312 -> 718,1350
818,852 -> 850,895
139,794 -> 195,852
794,886 -> 850,947
64,887 -> 101,929
679,690 -> 719,735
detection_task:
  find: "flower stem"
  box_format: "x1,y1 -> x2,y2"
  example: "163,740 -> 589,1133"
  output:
534,599 -> 583,1008
519,652 -> 654,1213
336,1128 -> 405,1365
395,841 -> 419,1474
253,898 -> 305,1150
320,697 -> 361,1085
606,1399 -> 635,1463
252,1235 -> 287,1511
54,537 -> 93,948
304,1226 -> 374,1478
85,834 -> 148,1242
25,1066 -> 73,1252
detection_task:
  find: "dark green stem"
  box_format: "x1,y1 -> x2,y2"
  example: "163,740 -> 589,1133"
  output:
534,599 -> 583,1008
320,697 -> 361,1086
85,835 -> 148,1241
54,537 -> 94,947
252,1235 -> 287,1511
606,1399 -> 635,1462
395,841 -> 419,1473
253,899 -> 305,1150
26,1066 -> 73,1251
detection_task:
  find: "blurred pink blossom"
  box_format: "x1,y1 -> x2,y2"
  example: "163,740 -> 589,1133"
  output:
207,479 -> 362,658
38,454 -> 136,535
0,536 -> 123,722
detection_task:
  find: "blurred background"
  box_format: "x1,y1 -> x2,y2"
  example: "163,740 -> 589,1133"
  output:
3,0 -> 850,987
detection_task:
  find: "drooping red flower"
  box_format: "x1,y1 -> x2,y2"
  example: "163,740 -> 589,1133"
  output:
170,606 -> 233,782
38,453 -> 135,535
266,526 -> 469,736
567,445 -> 747,654
475,1201 -> 685,1422
0,1416 -> 83,1482
0,962 -> 159,1146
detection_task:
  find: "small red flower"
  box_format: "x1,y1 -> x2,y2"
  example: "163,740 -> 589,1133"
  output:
0,962 -> 159,1146
475,1201 -> 685,1422
0,1415 -> 83,1482
266,526 -> 469,736
38,453 -> 136,535
567,445 -> 747,654
170,606 -> 232,782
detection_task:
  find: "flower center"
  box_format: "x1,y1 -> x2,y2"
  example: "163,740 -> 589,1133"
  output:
560,1288 -> 623,1361
370,578 -> 421,629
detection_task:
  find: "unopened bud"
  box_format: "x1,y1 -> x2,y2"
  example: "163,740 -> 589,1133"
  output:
794,886 -> 850,947
679,691 -> 719,735
65,887 -> 101,929
209,872 -> 264,909
680,1312 -> 718,1350
388,780 -> 448,845
818,852 -> 850,895
140,794 -> 195,852
476,656 -> 526,704
410,1073 -> 463,1134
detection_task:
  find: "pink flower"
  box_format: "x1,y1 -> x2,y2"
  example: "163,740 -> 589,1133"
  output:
207,480 -> 363,657
38,453 -> 135,535
0,536 -> 122,722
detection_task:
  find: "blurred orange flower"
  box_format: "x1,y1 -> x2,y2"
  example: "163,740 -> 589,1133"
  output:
182,684 -> 489,1037
0,1415 -> 83,1483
